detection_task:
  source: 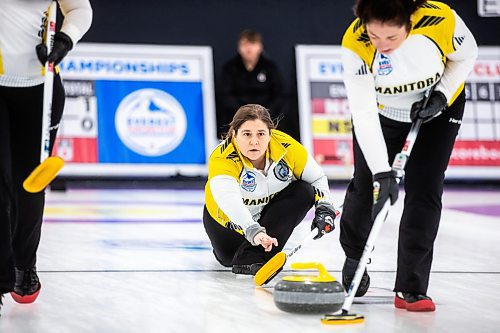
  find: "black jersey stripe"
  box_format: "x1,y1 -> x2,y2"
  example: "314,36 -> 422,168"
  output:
434,17 -> 445,25
421,3 -> 440,9
357,30 -> 370,43
454,36 -> 465,46
414,16 -> 433,29
227,151 -> 239,160
353,20 -> 363,33
428,16 -> 441,26
220,139 -> 230,153
356,63 -> 369,75
414,15 -> 445,29
314,187 -> 325,198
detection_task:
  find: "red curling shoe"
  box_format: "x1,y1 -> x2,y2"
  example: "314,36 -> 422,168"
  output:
395,292 -> 436,312
10,267 -> 42,304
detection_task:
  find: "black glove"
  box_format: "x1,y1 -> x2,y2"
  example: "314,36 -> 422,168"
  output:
311,204 -> 336,240
36,31 -> 73,66
410,90 -> 447,122
372,170 -> 399,220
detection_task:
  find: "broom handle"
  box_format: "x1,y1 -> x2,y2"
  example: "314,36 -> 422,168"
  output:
40,1 -> 57,162
285,228 -> 317,259
286,206 -> 343,260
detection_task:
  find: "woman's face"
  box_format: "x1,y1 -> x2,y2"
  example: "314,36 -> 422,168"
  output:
233,119 -> 271,164
365,20 -> 409,55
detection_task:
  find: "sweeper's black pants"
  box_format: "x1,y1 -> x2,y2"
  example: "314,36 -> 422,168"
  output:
203,180 -> 315,267
339,91 -> 465,295
0,77 -> 64,293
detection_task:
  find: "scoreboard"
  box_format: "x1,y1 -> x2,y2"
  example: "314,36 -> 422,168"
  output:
296,45 -> 500,180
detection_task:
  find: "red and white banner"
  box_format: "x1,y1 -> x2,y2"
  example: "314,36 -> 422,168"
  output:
451,141 -> 500,166
296,45 -> 500,180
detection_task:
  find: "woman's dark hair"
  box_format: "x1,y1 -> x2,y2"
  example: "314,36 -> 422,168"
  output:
226,104 -> 275,140
354,0 -> 427,27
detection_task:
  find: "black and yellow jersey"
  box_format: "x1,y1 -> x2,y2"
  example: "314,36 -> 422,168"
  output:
341,1 -> 477,174
205,129 -> 332,234
0,0 -> 92,87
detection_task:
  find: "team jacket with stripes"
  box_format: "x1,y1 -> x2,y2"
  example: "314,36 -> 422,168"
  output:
0,0 -> 93,87
341,1 -> 478,175
205,130 -> 333,237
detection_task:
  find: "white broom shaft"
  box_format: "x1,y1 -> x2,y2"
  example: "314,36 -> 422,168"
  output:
400,85 -> 434,156
285,228 -> 317,260
341,199 -> 390,312
40,1 -> 57,162
285,205 -> 343,260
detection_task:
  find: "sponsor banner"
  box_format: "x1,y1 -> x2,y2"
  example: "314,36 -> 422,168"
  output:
450,141 -> 500,166
54,43 -> 217,177
296,45 -> 500,179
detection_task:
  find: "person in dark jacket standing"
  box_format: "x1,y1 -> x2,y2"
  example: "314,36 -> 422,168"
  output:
217,30 -> 285,137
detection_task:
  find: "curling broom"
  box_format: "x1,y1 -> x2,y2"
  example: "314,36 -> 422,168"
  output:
23,1 -> 64,193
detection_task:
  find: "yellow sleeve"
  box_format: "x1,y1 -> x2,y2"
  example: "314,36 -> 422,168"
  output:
204,140 -> 243,226
207,140 -> 242,181
410,1 -> 456,57
341,18 -> 377,72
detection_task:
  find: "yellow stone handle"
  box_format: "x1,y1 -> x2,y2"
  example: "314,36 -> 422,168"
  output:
289,262 -> 335,282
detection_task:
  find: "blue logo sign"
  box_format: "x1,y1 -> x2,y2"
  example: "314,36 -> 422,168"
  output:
377,54 -> 393,76
241,171 -> 257,192
96,80 -> 206,164
115,89 -> 187,156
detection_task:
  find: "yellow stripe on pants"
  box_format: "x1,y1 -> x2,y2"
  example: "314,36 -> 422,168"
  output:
0,48 -> 4,74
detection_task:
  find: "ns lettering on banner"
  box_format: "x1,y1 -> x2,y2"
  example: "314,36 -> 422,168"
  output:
60,59 -> 190,75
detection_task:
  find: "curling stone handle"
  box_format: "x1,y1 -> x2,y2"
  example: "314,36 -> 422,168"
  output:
290,262 -> 335,282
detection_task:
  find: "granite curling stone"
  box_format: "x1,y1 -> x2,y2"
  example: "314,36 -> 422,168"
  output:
273,262 -> 345,314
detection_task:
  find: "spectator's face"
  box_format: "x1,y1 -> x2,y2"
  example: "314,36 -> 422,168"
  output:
365,20 -> 408,55
238,39 -> 263,64
233,119 -> 270,164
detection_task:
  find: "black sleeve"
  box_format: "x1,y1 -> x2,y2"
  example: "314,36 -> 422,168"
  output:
267,61 -> 285,117
219,61 -> 241,115
216,60 -> 242,135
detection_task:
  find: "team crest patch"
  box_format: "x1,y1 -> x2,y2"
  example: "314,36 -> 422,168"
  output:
274,160 -> 291,182
377,54 -> 393,76
241,171 -> 257,192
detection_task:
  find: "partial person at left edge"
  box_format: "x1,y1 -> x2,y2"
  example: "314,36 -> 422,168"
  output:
0,0 -> 92,315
